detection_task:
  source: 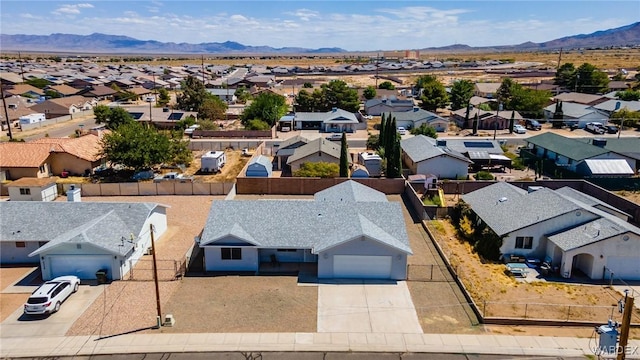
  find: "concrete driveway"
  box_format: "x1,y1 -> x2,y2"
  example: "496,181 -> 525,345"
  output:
317,280 -> 422,333
0,284 -> 105,338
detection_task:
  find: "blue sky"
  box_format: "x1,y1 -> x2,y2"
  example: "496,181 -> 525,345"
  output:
1,1 -> 638,51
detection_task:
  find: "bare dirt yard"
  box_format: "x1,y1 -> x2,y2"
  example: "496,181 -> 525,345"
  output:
617,190 -> 640,206
184,149 -> 250,182
160,276 -> 317,333
426,219 -> 640,338
0,267 -> 36,322
392,195 -> 484,334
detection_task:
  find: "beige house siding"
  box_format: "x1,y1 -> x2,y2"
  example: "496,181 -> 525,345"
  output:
288,154 -> 339,172
49,153 -> 98,176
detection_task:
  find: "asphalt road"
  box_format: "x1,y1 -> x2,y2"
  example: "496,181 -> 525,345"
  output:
13,116 -> 98,141
44,352 -> 586,359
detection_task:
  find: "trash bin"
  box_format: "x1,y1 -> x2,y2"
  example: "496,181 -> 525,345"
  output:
96,269 -> 108,284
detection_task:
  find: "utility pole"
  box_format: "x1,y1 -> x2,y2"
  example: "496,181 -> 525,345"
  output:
201,55 -> 205,85
2,95 -> 14,140
617,295 -> 634,360
557,48 -> 563,70
375,52 -> 380,88
494,103 -> 502,140
18,52 -> 25,82
150,224 -> 162,328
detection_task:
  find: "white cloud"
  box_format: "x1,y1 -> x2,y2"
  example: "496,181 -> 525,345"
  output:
52,3 -> 94,16
285,9 -> 320,21
20,13 -> 42,20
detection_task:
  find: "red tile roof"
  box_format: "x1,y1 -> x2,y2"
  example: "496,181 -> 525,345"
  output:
0,143 -> 52,168
32,134 -> 103,162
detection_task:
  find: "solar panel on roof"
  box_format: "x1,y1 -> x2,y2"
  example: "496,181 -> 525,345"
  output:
167,112 -> 184,120
128,112 -> 144,120
464,142 -> 493,148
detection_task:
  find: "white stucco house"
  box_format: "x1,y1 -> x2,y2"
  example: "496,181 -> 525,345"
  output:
384,108 -> 450,132
462,182 -> 640,280
0,201 -> 168,280
278,108 -> 363,133
401,135 -> 473,179
198,181 -> 412,280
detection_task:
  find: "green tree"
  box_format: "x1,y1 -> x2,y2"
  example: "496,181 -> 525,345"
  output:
551,102 -> 564,129
234,86 -> 252,103
449,80 -> 475,111
410,123 -> 438,138
615,90 -> 640,101
386,134 -> 402,178
378,81 -> 395,90
94,106 -> 134,130
167,131 -> 193,166
363,86 -> 376,100
303,82 -> 313,88
199,96 -> 227,121
245,119 -> 271,130
414,75 -> 438,94
554,63 -> 576,89
575,63 -> 609,94
157,88 -> 170,106
610,108 -> 640,128
419,81 -> 449,112
293,162 -> 339,178
319,79 -> 360,112
496,78 -> 517,109
339,133 -> 349,177
472,113 -> 479,135
198,119 -> 220,130
176,75 -> 209,111
25,78 -> 51,89
93,105 -> 111,125
175,115 -> 196,130
379,113 -> 387,150
509,87 -> 551,119
366,134 -> 379,150
44,89 -> 61,99
294,89 -> 319,112
100,122 -> 172,170
240,92 -> 288,126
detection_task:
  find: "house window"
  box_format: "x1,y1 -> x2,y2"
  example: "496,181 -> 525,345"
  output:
277,249 -> 297,252
15,242 -> 26,248
221,248 -> 242,260
39,165 -> 46,173
515,236 -> 533,249
19,188 -> 31,195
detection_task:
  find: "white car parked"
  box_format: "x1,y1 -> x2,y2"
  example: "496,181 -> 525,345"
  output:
397,127 -> 407,135
513,124 -> 527,134
24,276 -> 80,315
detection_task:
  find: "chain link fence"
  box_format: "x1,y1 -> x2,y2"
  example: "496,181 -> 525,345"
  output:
128,258 -> 186,281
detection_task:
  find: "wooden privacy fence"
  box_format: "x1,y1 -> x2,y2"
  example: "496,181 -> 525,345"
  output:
71,182 -> 234,196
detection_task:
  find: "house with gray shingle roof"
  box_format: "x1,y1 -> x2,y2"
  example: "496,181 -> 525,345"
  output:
543,102 -> 609,128
461,182 -> 640,280
525,133 -> 637,174
0,201 -> 168,281
198,181 -> 411,279
364,98 -> 415,116
401,135 -> 472,179
286,137 -> 350,173
384,108 -> 449,132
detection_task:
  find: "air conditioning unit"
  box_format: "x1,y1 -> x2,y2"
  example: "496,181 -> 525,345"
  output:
164,314 -> 175,327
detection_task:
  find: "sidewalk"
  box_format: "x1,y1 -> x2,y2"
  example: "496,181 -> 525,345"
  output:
2,332 -> 639,358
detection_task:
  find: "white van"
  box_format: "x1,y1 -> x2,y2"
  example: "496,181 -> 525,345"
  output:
397,127 -> 407,135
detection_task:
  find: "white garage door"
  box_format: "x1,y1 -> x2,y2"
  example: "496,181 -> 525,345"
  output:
333,255 -> 392,279
606,256 -> 640,280
49,255 -> 114,280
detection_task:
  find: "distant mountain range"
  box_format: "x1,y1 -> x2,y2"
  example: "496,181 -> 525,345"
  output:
1,22 -> 638,54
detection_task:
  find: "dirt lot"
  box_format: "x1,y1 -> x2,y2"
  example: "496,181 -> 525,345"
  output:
0,267 -> 37,322
183,149 -> 251,182
160,276 -> 317,333
426,219 -> 640,338
617,190 -> 640,206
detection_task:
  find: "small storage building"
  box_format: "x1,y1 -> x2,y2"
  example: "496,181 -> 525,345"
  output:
19,113 -> 46,125
7,177 -> 58,201
201,151 -> 226,173
245,155 -> 273,177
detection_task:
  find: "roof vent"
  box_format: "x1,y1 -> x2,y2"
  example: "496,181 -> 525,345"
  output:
498,197 -> 508,203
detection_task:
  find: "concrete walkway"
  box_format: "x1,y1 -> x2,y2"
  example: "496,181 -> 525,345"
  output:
1,333 -> 639,358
